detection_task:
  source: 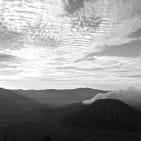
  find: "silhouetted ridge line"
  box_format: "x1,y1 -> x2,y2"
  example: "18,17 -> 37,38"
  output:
64,99 -> 141,131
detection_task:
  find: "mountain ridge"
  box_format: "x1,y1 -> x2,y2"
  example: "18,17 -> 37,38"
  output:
64,99 -> 141,131
15,88 -> 108,106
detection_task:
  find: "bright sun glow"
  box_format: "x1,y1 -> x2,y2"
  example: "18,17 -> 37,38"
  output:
0,0 -> 141,89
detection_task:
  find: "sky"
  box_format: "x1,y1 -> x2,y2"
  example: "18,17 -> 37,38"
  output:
0,0 -> 141,90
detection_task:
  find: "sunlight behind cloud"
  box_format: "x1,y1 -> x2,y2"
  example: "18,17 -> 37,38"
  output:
0,0 -> 141,89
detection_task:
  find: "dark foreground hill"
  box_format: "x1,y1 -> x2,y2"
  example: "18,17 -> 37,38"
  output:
0,98 -> 141,141
0,88 -> 48,127
1,88 -> 141,141
64,99 -> 141,131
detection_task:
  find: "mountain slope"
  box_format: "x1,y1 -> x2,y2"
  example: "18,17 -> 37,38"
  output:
15,88 -> 107,106
0,88 -> 47,127
64,99 -> 141,130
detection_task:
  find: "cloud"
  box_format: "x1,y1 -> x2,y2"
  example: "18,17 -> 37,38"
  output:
1,0 -> 141,51
0,0 -> 141,89
64,0 -> 85,14
82,40 -> 141,58
82,87 -> 141,110
124,75 -> 141,78
129,28 -> 141,38
0,54 -> 17,62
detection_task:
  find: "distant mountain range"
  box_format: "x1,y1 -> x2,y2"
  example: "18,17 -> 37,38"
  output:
0,87 -> 107,127
64,99 -> 141,131
15,88 -> 108,106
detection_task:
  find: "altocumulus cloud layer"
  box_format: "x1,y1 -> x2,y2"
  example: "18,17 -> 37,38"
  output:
0,0 -> 141,89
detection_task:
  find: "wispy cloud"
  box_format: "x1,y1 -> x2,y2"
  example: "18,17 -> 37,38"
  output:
0,0 -> 141,89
